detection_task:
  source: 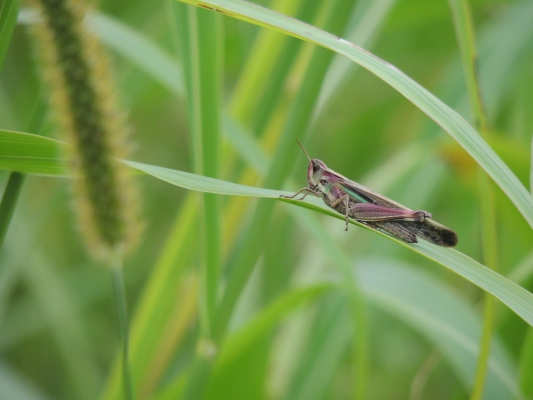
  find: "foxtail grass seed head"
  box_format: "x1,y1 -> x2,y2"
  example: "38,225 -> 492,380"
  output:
28,0 -> 142,262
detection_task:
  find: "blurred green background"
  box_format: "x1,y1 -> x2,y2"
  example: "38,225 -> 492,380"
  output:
1,0 -> 533,399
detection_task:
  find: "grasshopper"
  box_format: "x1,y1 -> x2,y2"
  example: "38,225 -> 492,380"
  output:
280,140 -> 458,247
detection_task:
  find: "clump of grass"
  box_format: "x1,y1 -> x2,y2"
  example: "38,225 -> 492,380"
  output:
28,0 -> 142,263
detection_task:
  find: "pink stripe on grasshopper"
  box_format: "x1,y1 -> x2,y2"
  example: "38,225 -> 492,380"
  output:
349,203 -> 432,222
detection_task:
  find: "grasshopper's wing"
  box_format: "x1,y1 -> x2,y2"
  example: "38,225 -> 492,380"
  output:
369,219 -> 457,247
397,219 -> 458,247
367,221 -> 418,243
338,178 -> 411,210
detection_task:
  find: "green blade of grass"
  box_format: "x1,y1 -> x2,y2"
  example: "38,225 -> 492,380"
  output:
100,195 -> 199,400
0,172 -> 24,249
0,129 -> 67,175
153,257 -> 521,399
72,5 -> 533,204
7,2 -> 524,398
3,131 -> 533,331
0,0 -> 19,67
175,4 -> 222,336
174,0 -> 533,232
447,1 -> 498,399
215,283 -> 335,372
229,0 -> 308,128
81,5 -> 533,213
285,205 -> 520,399
358,259 -> 521,399
282,294 -> 351,400
149,284 -> 333,399
172,4 -> 223,400
111,261 -> 133,400
286,205 -> 371,400
316,0 -> 399,115
121,159 -> 533,328
212,0 -> 357,348
519,328 -> 533,397
85,11 -> 185,96
0,100 -> 47,250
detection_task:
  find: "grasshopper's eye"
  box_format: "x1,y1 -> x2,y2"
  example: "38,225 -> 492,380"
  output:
312,161 -> 320,172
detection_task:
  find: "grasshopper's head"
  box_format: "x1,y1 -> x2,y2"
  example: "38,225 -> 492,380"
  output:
296,140 -> 327,190
307,159 -> 327,190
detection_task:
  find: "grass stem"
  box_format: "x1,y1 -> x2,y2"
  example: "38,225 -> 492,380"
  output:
448,0 -> 498,398
112,260 -> 134,400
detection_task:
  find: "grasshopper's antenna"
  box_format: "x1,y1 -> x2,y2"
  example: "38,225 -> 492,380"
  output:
296,139 -> 312,162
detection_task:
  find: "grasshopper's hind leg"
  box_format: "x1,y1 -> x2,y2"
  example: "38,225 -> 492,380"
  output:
329,195 -> 351,231
344,196 -> 350,231
348,203 -> 432,222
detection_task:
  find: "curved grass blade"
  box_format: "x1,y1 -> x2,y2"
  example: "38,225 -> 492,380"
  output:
287,206 -> 521,399
1,130 -> 533,329
175,0 -> 533,232
0,129 -> 67,175
122,159 -> 533,328
358,259 -> 522,399
153,259 -> 521,399
0,0 -> 19,67
85,12 -> 185,97
215,283 -> 335,371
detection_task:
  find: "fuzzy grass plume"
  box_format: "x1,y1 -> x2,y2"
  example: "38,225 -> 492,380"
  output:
28,0 -> 142,262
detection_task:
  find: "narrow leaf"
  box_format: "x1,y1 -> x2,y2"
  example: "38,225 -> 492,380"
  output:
0,129 -> 67,175
0,0 -> 19,67
123,159 -> 533,329
1,130 -> 533,329
175,0 -> 533,232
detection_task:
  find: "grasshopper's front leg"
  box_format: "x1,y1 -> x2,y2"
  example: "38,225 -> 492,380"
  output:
279,187 -> 319,202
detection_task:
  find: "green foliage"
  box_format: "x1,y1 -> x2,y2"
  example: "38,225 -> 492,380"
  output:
1,0 -> 533,399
